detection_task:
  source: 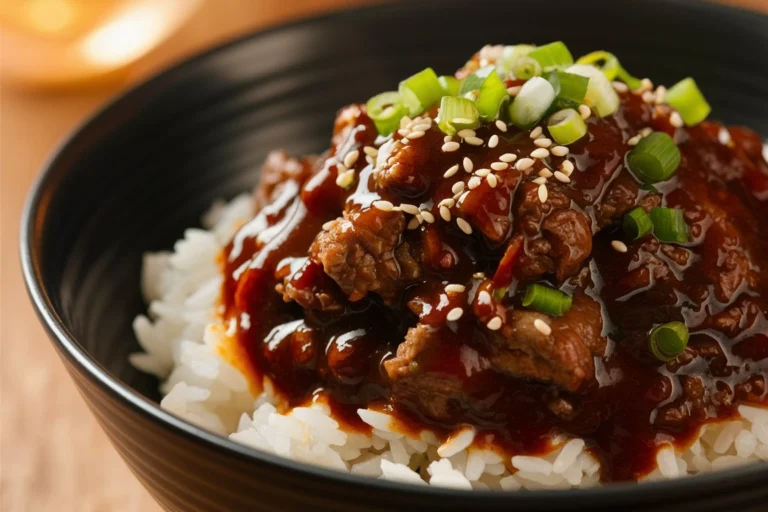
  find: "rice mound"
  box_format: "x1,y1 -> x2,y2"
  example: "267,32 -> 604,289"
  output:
130,195 -> 768,490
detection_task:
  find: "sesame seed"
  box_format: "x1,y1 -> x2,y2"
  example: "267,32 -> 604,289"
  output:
611,240 -> 628,253
489,134 -> 499,148
531,148 -> 550,159
496,120 -> 508,132
446,307 -> 464,321
451,181 -> 465,195
654,86 -> 667,104
397,128 -> 409,137
468,176 -> 482,189
444,164 -> 460,178
507,85 -> 522,96
487,316 -> 503,331
458,129 -> 476,139
400,116 -> 412,129
463,157 -> 473,173
627,135 -> 641,146
407,130 -> 426,139
421,210 -> 435,223
515,158 -> 535,171
439,198 -> 456,208
337,162 -> 347,174
530,126 -> 543,139
641,91 -> 655,104
444,135 -> 453,143
534,138 -> 552,148
363,146 -> 378,158
532,177 -> 547,185
499,153 -> 517,163
561,160 -> 575,175
475,168 -> 490,177
343,150 -> 359,168
578,104 -> 591,120
551,145 -> 569,157
491,162 -> 508,171
407,217 -> 420,230
400,203 -> 420,215
373,200 -> 394,211
442,141 -> 460,152
415,213 -> 424,224
640,78 -> 653,92
457,190 -> 470,204
486,174 -> 498,188
456,217 -> 473,235
534,318 -> 552,336
670,112 -> 684,128
554,171 -> 571,183
445,284 -> 466,293
612,81 -> 629,93
538,183 -> 548,203
473,272 -> 487,279
538,168 -> 553,178
440,205 -> 451,221
640,127 -> 653,137
465,136 -> 484,146
335,169 -> 355,188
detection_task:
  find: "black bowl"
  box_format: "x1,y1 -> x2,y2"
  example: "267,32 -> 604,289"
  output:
21,1 -> 768,510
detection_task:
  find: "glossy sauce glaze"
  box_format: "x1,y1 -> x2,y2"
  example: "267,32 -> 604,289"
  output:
220,86 -> 768,481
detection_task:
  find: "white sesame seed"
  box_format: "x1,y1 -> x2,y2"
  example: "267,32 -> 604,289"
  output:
654,86 -> 667,104
538,183 -> 548,203
445,284 -> 466,293
491,162 -> 509,171
415,213 -> 424,224
627,135 -> 641,146
400,203 -> 420,215
473,272 -> 486,279
578,104 -> 591,120
475,168 -> 490,177
397,128 -> 409,138
486,174 -> 498,188
337,162 -> 347,174
499,153 -> 517,163
489,134 -> 499,148
439,198 -> 456,208
534,318 -> 552,336
457,190 -> 470,204
496,120 -> 508,132
641,91 -> 655,104
640,127 -> 653,137
440,205 -> 451,221
640,78 -> 653,92
611,240 -> 628,253
465,136 -> 484,146
421,210 -> 435,223
670,112 -> 684,128
515,158 -> 535,171
343,150 -> 360,168
551,145 -> 569,157
407,130 -> 426,139
463,157 -> 473,173
335,169 -> 355,188
487,316 -> 503,331
444,164 -> 460,178
534,138 -> 552,148
442,141 -> 460,152
444,135 -> 453,143
458,129 -> 476,139
554,171 -> 571,183
561,160 -> 574,175
538,168 -> 553,178
446,307 -> 464,321
373,200 -> 394,211
531,148 -> 550,159
468,176 -> 482,189
507,85 -> 522,96
456,217 -> 473,235
363,146 -> 378,157
532,177 -> 547,185
612,81 -> 629,93
451,181 -> 465,195
400,116 -> 412,129
365,155 -> 374,165
530,126 -> 543,139
407,217 -> 420,230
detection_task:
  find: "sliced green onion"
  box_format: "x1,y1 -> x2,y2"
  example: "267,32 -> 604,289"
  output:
650,207 -> 689,244
438,75 -> 461,97
566,64 -> 619,117
436,96 -> 480,136
398,67 -> 443,116
528,41 -> 574,71
665,77 -> 711,126
547,70 -> 589,108
510,57 -> 542,80
576,51 -> 620,80
522,283 -> 572,316
623,207 -> 653,240
459,66 -> 508,120
497,44 -> 536,75
649,321 -> 690,361
547,108 -> 587,145
616,67 -> 642,90
508,76 -> 556,129
366,91 -> 406,136
627,132 -> 681,183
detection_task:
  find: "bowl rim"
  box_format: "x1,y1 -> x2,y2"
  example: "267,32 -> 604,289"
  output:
19,0 -> 768,503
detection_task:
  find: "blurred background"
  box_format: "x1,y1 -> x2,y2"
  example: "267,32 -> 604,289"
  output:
0,0 -> 764,510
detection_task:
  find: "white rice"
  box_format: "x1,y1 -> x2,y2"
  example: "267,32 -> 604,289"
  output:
131,195 -> 768,489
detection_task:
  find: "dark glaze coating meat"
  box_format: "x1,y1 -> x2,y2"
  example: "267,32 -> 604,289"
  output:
220,67 -> 768,481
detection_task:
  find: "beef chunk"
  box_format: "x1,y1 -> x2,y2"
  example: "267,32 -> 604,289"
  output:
375,138 -> 433,197
491,292 -> 606,391
310,207 -> 419,302
255,151 -> 315,211
275,258 -> 344,313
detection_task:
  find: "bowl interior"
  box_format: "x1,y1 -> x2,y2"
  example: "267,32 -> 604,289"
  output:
24,0 -> 768,493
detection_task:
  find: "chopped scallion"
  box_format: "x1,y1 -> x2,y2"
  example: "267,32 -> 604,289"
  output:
566,64 -> 619,117
576,51 -> 620,80
627,132 -> 681,183
528,41 -> 574,70
436,96 -> 480,135
623,207 -> 653,240
547,108 -> 587,145
398,67 -> 443,116
522,283 -> 573,316
497,44 -> 536,75
665,77 -> 711,126
547,70 -> 589,108
460,66 -> 509,120
438,75 -> 462,97
650,207 -> 689,244
508,76 -> 556,129
366,91 -> 406,136
510,57 -> 542,80
649,321 -> 690,361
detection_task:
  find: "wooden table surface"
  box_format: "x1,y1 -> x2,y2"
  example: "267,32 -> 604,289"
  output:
1,1 -> 765,510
